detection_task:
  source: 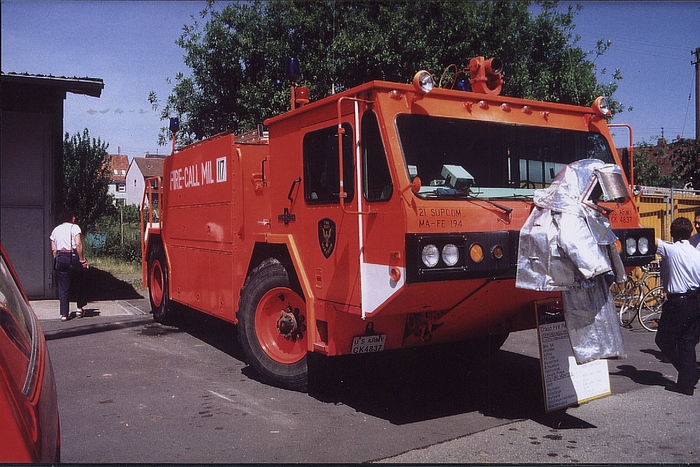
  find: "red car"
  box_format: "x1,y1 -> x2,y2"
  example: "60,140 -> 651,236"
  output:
0,245 -> 60,462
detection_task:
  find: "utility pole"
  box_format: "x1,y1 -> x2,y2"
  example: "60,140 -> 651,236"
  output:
693,47 -> 699,141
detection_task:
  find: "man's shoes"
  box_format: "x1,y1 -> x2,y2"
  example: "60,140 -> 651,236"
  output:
60,315 -> 69,322
665,383 -> 694,396
76,308 -> 84,318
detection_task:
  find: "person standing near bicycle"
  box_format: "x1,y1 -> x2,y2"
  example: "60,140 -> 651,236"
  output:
655,216 -> 700,395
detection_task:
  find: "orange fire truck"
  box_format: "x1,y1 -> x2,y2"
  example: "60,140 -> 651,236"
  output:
141,57 -> 655,391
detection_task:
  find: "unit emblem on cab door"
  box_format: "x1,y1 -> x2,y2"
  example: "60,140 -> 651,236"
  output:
318,218 -> 336,259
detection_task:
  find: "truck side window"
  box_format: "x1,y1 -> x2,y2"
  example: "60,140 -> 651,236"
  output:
362,111 -> 393,201
303,123 -> 354,204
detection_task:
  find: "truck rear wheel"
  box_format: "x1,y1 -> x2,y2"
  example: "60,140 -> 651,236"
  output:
148,244 -> 175,325
238,258 -> 308,391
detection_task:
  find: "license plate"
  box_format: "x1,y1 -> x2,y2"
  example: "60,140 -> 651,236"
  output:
351,334 -> 386,354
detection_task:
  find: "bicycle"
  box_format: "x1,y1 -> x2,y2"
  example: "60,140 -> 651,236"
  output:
611,261 -> 661,327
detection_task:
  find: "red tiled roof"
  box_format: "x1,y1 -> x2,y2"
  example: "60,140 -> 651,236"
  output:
132,157 -> 164,178
106,154 -> 129,182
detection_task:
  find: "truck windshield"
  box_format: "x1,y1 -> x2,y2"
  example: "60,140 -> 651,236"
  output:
396,114 -> 614,199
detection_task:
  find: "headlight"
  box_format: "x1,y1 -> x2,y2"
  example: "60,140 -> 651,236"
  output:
593,96 -> 611,117
625,237 -> 637,255
413,70 -> 434,94
442,244 -> 459,267
637,237 -> 650,255
421,244 -> 439,268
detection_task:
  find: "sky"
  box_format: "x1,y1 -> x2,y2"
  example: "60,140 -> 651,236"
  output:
2,1 -> 699,160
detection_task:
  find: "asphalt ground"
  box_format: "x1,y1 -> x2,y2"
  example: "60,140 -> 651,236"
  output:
32,298 -> 700,464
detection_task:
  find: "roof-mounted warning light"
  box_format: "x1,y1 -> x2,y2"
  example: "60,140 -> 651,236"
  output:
285,57 -> 309,110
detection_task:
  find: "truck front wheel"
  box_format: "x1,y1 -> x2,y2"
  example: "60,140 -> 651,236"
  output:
148,244 -> 175,325
238,258 -> 308,391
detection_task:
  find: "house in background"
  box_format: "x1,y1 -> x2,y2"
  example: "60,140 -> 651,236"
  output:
1,72 -> 103,299
126,155 -> 165,206
106,154 -> 129,205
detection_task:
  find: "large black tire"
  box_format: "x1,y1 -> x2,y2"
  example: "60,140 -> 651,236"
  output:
237,258 -> 309,391
148,243 -> 176,325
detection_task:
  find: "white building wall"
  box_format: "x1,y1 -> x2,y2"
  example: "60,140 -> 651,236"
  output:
125,162 -> 145,206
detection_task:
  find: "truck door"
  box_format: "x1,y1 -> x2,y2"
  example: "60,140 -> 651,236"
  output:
302,103 -> 399,318
302,119 -> 362,308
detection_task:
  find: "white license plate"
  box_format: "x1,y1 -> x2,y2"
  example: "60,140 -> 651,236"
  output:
351,334 -> 386,354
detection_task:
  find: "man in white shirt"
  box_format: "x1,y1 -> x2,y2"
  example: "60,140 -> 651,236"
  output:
655,217 -> 700,395
50,211 -> 88,321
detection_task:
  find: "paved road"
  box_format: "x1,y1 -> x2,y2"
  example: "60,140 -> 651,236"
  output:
33,298 -> 699,463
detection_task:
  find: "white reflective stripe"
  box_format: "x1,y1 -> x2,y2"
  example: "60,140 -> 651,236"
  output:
361,263 -> 406,314
354,100 -> 368,318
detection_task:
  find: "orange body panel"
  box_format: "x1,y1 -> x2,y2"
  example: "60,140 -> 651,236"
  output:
159,135 -> 271,320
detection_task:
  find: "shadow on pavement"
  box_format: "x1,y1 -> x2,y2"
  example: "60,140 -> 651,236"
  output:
77,267 -> 144,301
609,364 -> 672,387
306,342 -> 547,425
118,305 -> 663,429
165,306 -> 551,425
44,315 -> 154,341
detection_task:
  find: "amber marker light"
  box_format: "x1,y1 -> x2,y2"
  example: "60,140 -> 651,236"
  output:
614,239 -> 623,253
389,267 -> 401,282
469,243 -> 484,263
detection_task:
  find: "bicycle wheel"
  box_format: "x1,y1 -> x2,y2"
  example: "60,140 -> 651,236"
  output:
613,277 -> 639,326
638,285 -> 665,332
620,284 -> 643,326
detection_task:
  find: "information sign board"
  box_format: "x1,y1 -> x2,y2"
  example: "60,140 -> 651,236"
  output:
535,299 -> 611,412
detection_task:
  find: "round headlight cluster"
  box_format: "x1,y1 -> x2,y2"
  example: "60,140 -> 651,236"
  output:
625,236 -> 651,256
419,239 -> 507,270
421,243 -> 460,268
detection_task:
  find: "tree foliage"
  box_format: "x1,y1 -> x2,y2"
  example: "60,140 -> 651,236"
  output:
668,139 -> 700,190
61,129 -> 114,231
151,0 -> 622,146
633,138 -> 700,189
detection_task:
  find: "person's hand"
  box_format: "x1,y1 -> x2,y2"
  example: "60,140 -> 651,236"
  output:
80,259 -> 89,269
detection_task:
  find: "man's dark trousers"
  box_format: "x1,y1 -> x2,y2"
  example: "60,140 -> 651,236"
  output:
656,296 -> 700,392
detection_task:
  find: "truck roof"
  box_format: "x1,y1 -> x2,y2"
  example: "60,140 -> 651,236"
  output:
264,79 -> 603,127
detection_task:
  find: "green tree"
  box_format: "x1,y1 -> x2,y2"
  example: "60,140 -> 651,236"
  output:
632,138 -> 700,189
151,0 -> 622,146
61,129 -> 114,231
632,146 -> 677,188
668,138 -> 700,189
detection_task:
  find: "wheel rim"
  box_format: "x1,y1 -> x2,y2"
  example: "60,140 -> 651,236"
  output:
639,287 -> 664,332
255,287 -> 306,364
150,260 -> 164,308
